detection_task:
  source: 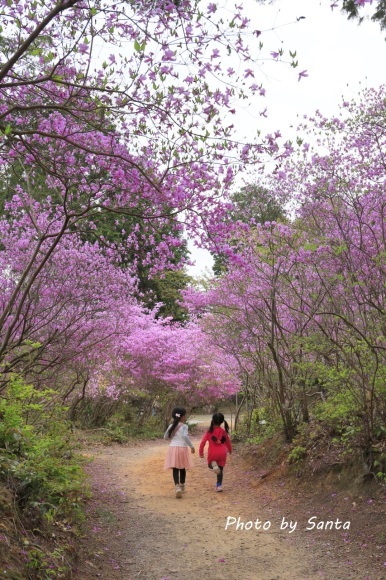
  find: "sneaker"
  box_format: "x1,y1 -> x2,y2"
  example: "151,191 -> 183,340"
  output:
180,484 -> 186,493
211,461 -> 221,475
216,485 -> 223,492
175,485 -> 182,498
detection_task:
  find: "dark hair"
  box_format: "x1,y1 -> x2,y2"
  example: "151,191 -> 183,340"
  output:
168,407 -> 186,438
208,412 -> 229,433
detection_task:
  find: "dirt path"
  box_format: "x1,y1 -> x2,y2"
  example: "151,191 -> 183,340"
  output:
74,434 -> 385,580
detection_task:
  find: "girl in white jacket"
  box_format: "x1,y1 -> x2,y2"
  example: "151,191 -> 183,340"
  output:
164,407 -> 195,498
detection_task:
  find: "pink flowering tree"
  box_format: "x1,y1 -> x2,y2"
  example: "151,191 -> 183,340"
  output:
0,202 -> 140,392
106,317 -> 240,406
0,199 -> 242,414
0,0 -> 303,401
65,312 -> 242,425
184,225 -> 316,440
186,87 -> 386,450
272,86 -> 386,447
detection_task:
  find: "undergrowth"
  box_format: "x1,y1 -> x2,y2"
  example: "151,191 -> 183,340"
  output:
233,403 -> 386,486
0,374 -> 89,578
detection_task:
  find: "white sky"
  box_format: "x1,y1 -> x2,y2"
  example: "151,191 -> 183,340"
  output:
187,0 -> 386,277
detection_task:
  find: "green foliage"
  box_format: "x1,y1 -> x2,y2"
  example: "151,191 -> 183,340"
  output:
288,446 -> 307,464
0,375 -> 86,520
231,184 -> 286,225
341,0 -> 386,33
79,204 -> 191,320
313,389 -> 359,437
0,375 -> 88,578
310,384 -> 365,454
124,415 -> 164,439
150,269 -> 192,321
371,451 -> 386,482
71,395 -> 120,429
25,546 -> 69,578
0,159 -> 63,217
212,183 -> 286,275
232,407 -> 282,444
105,408 -> 165,441
74,399 -> 165,444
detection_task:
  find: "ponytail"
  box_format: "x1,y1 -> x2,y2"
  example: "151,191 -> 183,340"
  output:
208,412 -> 229,433
168,407 -> 186,438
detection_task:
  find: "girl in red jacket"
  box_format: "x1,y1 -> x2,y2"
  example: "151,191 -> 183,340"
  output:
199,412 -> 232,492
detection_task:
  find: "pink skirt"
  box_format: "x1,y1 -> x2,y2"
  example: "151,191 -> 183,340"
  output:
164,446 -> 194,470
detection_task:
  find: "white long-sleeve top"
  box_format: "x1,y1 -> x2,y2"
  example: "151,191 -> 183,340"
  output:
164,422 -> 194,448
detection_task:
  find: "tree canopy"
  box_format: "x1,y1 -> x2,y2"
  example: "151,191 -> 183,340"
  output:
2,0 -> 288,402
185,86 -> 386,445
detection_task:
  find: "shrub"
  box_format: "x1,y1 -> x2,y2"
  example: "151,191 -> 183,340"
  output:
288,446 -> 307,464
0,374 -> 86,520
